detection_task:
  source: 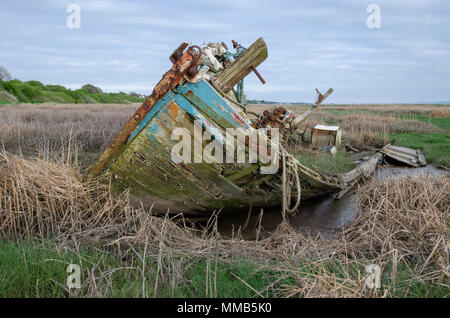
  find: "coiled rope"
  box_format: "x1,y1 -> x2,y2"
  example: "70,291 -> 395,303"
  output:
211,77 -> 301,219
281,147 -> 301,220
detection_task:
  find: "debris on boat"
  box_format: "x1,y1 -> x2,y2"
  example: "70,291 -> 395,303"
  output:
85,37 -> 418,216
381,144 -> 426,167
344,144 -> 359,153
319,145 -> 338,157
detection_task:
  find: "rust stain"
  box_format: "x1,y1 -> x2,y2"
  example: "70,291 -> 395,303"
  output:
167,102 -> 179,119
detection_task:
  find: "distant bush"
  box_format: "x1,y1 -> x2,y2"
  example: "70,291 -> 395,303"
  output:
25,80 -> 44,89
82,84 -> 103,94
129,92 -> 141,98
0,79 -> 145,104
45,84 -> 68,93
0,90 -> 18,104
3,80 -> 29,102
80,95 -> 98,104
21,83 -> 43,101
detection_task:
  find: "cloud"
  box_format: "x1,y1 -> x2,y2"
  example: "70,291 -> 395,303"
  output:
0,0 -> 449,103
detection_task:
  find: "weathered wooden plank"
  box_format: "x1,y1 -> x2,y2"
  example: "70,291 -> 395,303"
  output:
226,164 -> 259,182
215,38 -> 268,93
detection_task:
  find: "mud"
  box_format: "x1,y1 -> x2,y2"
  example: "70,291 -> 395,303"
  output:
215,164 -> 447,240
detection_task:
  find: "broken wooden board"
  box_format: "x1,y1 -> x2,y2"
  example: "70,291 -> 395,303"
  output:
335,152 -> 383,198
214,37 -> 268,93
381,144 -> 426,167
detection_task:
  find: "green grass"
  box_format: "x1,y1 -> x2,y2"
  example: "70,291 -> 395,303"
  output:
319,110 -> 450,167
295,149 -> 356,175
412,115 -> 450,131
390,132 -> 450,167
388,114 -> 449,167
0,240 -> 291,298
1,240 -> 447,297
0,79 -> 145,104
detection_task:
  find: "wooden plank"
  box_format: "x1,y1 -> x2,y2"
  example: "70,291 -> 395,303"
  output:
226,164 -> 259,182
291,88 -> 334,128
214,37 -> 268,93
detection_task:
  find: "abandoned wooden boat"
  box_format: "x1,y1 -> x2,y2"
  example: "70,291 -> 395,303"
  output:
86,38 -> 381,215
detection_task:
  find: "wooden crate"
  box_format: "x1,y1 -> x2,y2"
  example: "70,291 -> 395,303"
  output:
311,125 -> 341,149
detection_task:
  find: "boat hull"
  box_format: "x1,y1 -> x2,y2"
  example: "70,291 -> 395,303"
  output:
104,80 -> 346,215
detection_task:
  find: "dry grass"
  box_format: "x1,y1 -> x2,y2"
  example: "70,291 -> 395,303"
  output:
248,103 -> 450,117
342,175 -> 449,290
430,110 -> 450,118
250,105 -> 450,150
0,150 -> 132,240
326,113 -> 442,149
0,151 -> 448,297
344,175 -> 449,259
248,103 -> 449,150
2,103 -> 448,157
306,111 -> 444,150
0,104 -> 135,160
1,103 -> 448,297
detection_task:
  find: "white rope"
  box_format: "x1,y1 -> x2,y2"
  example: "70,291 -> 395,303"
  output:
280,146 -> 301,219
212,77 -> 301,219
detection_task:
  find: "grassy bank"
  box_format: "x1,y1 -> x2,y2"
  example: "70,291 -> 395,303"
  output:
0,240 -> 291,298
390,133 -> 449,167
1,238 -> 447,298
0,80 -> 145,104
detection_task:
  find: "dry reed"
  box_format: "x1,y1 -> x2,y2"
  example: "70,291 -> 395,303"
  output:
0,145 -> 448,297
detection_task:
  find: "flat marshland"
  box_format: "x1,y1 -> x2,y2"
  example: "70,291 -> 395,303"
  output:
0,103 -> 449,297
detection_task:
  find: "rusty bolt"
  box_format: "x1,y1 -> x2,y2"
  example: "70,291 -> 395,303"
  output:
187,65 -> 199,78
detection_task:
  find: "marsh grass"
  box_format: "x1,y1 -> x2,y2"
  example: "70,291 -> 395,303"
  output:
0,104 -> 136,167
250,103 -> 449,165
0,103 -> 449,297
0,240 -> 298,298
0,150 -> 448,297
390,132 -> 450,167
313,112 -> 444,150
1,103 -> 449,166
295,149 -> 356,176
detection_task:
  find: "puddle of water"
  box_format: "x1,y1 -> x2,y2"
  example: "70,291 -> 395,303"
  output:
215,164 -> 447,240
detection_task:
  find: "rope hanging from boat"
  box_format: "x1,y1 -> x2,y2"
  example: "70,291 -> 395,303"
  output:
211,77 -> 301,218
281,146 -> 301,219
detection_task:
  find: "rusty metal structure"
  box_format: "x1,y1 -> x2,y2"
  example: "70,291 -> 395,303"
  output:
87,38 -> 381,215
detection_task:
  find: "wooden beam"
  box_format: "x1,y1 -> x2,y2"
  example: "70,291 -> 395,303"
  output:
226,164 -> 259,182
215,38 -> 268,93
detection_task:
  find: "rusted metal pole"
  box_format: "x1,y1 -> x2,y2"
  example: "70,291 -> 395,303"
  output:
251,65 -> 265,84
86,44 -> 201,180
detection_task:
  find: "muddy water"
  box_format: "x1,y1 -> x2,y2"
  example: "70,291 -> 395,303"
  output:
216,165 -> 447,240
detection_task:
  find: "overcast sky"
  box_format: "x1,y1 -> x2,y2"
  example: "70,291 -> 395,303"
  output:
1,0 -> 449,103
